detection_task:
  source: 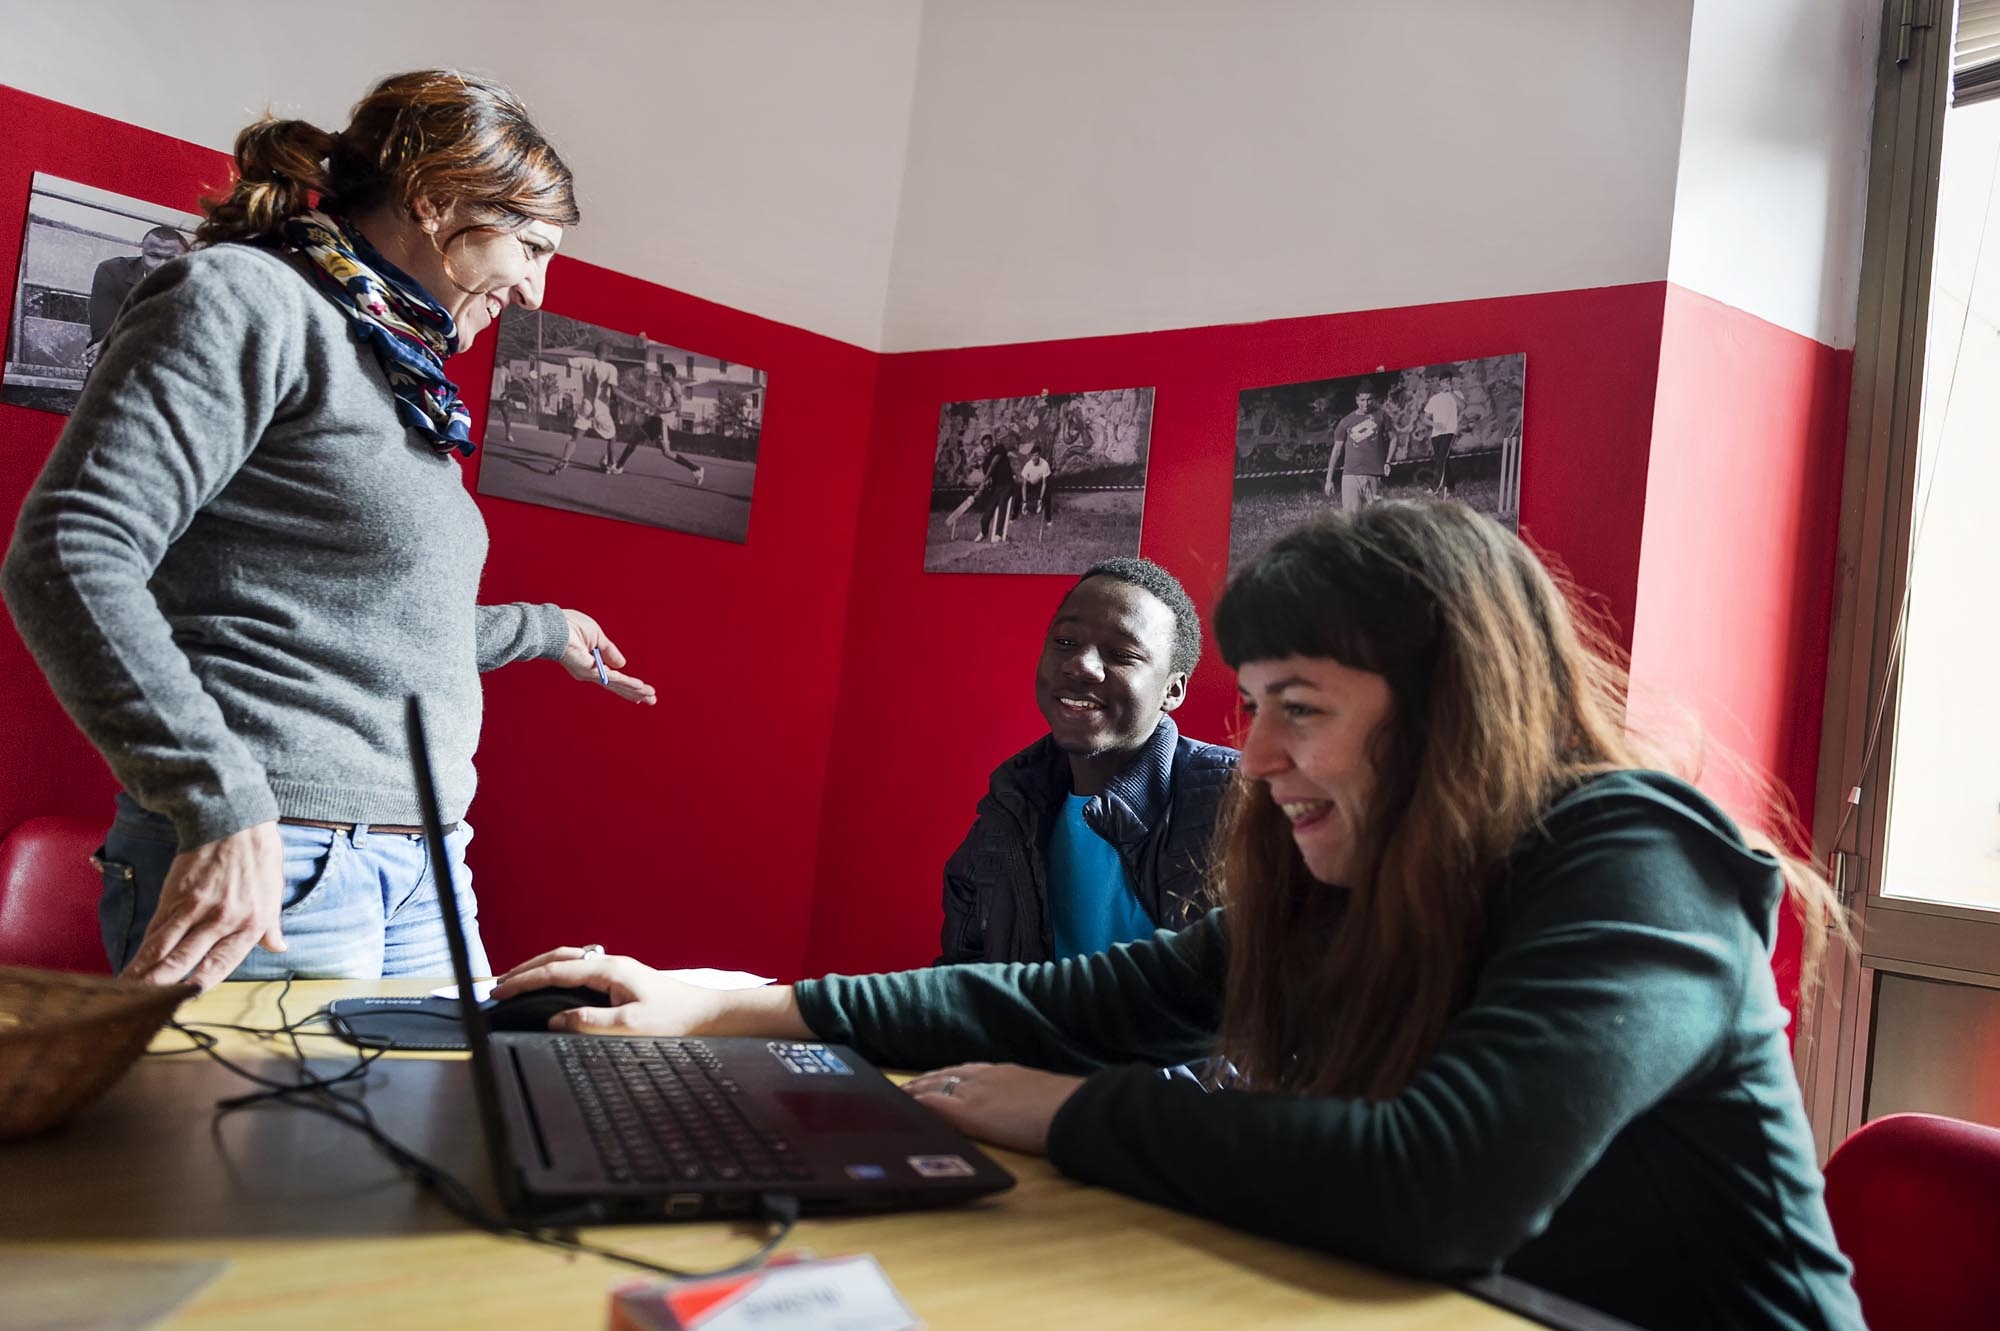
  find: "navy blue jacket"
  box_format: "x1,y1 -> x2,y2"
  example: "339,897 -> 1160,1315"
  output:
939,716 -> 1239,964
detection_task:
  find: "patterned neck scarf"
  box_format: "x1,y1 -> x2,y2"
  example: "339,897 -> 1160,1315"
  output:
280,209 -> 476,456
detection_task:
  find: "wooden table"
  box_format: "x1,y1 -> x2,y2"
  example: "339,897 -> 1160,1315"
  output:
0,980 -> 1547,1330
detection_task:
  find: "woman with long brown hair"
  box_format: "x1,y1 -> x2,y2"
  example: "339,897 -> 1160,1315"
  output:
496,501 -> 1863,1330
3,71 -> 654,990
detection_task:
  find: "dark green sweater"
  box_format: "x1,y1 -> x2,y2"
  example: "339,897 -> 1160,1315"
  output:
797,771 -> 1864,1331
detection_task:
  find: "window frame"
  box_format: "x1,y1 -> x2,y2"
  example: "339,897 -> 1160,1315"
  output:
1799,0 -> 2000,1155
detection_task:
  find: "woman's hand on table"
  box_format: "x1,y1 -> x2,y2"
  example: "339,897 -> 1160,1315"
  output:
903,1062 -> 1086,1156
493,947 -> 809,1038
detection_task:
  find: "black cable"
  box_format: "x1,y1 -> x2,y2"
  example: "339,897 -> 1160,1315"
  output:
154,979 -> 797,1279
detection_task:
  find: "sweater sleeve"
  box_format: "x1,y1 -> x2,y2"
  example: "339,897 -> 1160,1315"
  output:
1,250 -> 304,847
475,602 -> 572,671
799,910 -> 1228,1073
1039,794 -> 1756,1279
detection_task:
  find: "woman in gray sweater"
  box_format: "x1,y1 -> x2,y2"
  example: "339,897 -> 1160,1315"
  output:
497,502 -> 1863,1330
2,71 -> 652,989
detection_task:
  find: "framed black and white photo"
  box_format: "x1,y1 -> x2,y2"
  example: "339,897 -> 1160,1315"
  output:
3,172 -> 200,417
924,386 -> 1154,574
1228,353 -> 1525,573
475,308 -> 765,544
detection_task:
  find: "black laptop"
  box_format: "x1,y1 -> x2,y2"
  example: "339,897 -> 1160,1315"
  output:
402,695 -> 1014,1224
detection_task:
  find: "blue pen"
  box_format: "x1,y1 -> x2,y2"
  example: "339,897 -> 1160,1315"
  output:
591,645 -> 609,687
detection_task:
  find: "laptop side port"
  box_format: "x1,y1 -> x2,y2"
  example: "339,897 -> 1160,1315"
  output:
665,1194 -> 702,1217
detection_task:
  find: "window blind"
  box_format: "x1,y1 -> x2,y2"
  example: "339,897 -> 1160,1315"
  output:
1956,0 -> 2000,107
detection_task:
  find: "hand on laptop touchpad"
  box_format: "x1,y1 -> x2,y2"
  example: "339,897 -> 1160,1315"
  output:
481,986 -> 614,1032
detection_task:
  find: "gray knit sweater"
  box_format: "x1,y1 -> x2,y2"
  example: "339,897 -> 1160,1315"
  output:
1,244 -> 571,849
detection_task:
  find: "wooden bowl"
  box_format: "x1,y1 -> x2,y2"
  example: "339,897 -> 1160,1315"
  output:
0,967 -> 197,1139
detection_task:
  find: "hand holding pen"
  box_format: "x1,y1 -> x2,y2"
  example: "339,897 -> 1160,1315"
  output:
557,608 -> 657,705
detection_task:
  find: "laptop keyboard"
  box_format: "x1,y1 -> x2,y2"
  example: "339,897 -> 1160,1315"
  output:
552,1037 -> 814,1185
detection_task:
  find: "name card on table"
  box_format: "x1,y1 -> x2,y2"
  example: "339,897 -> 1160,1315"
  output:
611,1255 -> 919,1331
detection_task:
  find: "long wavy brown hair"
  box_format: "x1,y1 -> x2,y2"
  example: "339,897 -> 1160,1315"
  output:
1211,501 -> 1847,1102
197,70 -> 579,261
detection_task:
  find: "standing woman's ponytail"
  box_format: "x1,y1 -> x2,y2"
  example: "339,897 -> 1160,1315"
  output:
195,70 -> 577,251
197,118 -> 339,245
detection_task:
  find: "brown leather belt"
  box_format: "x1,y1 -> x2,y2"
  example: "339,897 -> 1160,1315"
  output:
279,817 -> 458,836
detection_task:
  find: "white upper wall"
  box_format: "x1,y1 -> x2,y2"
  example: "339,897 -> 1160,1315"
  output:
2,0 -> 1877,351
1664,0 -> 1877,348
878,0 -> 1698,351
0,0 -> 925,350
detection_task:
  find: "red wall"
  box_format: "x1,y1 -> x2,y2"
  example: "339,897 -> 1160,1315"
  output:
0,87 -> 875,981
804,285 -> 1673,976
1630,283 -> 1852,1017
460,268 -> 877,979
1,88 -> 1850,1014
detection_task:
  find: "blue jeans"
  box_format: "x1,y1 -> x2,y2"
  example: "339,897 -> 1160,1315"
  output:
97,792 -> 489,979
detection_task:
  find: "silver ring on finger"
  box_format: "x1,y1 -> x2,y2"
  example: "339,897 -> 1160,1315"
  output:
579,943 -> 605,959
941,1074 -> 962,1097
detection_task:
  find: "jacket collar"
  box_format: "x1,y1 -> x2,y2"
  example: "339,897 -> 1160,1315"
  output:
1091,715 -> 1179,847
990,715 -> 1181,843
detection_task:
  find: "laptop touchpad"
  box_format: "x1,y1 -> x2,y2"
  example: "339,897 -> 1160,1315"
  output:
774,1089 -> 918,1134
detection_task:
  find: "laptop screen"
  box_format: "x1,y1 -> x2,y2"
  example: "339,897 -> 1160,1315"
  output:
404,693 -> 523,1217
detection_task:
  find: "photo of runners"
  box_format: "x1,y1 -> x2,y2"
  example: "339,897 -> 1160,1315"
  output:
924,386 -> 1154,574
1228,353 -> 1524,573
475,308 -> 764,544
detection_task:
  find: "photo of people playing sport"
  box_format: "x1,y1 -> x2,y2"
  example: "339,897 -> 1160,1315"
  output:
475,308 -> 764,544
924,386 -> 1154,574
1227,353 -> 1524,574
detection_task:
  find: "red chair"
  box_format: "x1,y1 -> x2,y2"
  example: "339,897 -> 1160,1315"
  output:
0,815 -> 109,972
1822,1110 -> 2000,1331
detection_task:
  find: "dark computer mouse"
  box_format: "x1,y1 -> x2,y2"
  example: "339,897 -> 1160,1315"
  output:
480,985 -> 615,1032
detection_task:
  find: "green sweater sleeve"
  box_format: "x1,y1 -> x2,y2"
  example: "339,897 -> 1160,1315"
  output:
1040,789 -> 1758,1277
806,783 -> 1769,1281
796,913 -> 1228,1074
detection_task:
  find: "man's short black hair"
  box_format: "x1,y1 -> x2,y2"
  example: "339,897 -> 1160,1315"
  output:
1071,557 -> 1201,677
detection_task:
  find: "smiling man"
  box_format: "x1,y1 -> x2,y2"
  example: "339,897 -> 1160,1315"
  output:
939,558 -> 1239,964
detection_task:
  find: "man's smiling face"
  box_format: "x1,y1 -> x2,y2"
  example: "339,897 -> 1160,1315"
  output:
1035,576 -> 1186,779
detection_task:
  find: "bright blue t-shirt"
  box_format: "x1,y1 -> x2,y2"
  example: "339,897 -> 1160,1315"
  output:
1048,793 -> 1157,959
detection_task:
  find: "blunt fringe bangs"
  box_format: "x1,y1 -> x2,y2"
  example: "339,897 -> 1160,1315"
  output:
1215,519 -> 1436,684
